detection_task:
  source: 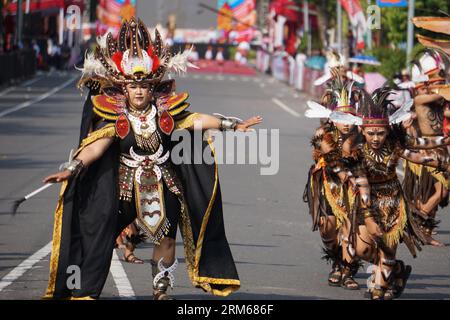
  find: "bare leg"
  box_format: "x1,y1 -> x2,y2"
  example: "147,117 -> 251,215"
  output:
116,234 -> 125,249
318,216 -> 342,286
122,223 -> 144,264
340,218 -> 360,290
319,216 -> 339,249
153,237 -> 176,265
417,182 -> 446,247
420,182 -> 447,215
354,226 -> 377,262
353,225 -> 380,299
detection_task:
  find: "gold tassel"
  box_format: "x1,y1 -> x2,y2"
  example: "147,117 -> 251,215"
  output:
383,196 -> 408,247
322,172 -> 348,229
427,167 -> 449,189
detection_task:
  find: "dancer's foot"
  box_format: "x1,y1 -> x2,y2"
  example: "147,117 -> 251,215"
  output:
341,262 -> 360,290
424,232 -> 445,247
123,253 -> 144,264
328,266 -> 342,287
369,287 -> 385,300
153,290 -> 174,300
392,262 -> 412,299
341,275 -> 360,290
428,238 -> 445,247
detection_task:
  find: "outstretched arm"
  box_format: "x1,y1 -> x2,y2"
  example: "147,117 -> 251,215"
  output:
185,113 -> 263,131
401,149 -> 450,173
407,135 -> 450,150
43,137 -> 114,183
414,93 -> 443,106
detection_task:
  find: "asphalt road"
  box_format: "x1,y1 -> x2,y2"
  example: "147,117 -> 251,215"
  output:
0,69 -> 449,300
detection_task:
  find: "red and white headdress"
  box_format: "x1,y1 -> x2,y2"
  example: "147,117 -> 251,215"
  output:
411,49 -> 449,88
78,17 -> 196,88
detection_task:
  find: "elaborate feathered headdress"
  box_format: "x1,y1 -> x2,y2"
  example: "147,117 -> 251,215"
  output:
77,17 -> 197,89
305,74 -> 363,125
305,82 -> 413,127
359,86 -> 413,127
410,48 -> 449,87
327,70 -> 359,114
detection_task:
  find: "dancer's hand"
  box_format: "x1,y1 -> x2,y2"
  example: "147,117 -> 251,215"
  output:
235,116 -> 263,132
365,216 -> 383,239
402,112 -> 416,129
416,199 -> 433,215
43,170 -> 72,183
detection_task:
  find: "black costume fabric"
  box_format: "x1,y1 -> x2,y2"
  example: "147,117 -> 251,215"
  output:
44,95 -> 240,299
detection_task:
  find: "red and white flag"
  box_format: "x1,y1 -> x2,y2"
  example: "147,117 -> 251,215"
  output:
339,0 -> 367,50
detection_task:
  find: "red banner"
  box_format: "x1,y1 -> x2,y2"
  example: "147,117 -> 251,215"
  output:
339,0 -> 366,50
339,0 -> 363,17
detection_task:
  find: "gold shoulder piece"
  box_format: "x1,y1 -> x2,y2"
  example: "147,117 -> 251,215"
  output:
92,95 -> 125,116
158,92 -> 190,115
169,103 -> 190,116
93,108 -> 120,121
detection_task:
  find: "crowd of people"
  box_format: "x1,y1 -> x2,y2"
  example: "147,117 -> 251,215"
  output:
186,42 -> 250,67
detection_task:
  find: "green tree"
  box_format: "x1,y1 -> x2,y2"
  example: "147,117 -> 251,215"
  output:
381,7 -> 408,46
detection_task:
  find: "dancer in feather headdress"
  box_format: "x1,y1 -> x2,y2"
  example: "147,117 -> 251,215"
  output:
313,51 -> 365,87
303,73 -> 365,290
343,86 -> 450,300
403,48 -> 450,247
41,17 -> 262,300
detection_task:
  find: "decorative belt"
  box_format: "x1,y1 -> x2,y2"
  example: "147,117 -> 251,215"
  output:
120,145 -> 171,244
120,145 -> 170,183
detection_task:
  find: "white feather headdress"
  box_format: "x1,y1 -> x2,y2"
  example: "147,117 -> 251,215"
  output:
165,46 -> 199,75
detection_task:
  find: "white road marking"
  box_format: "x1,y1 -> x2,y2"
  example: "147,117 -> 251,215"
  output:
22,77 -> 43,86
192,74 -> 200,79
0,241 -> 52,292
110,250 -> 136,299
0,242 -> 136,299
272,98 -> 301,118
0,76 -> 76,118
0,86 -> 16,97
229,76 -> 237,81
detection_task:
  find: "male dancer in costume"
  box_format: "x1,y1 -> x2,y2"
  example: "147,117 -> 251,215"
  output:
304,75 -> 363,290
403,49 -> 449,246
42,18 -> 262,300
343,88 -> 450,300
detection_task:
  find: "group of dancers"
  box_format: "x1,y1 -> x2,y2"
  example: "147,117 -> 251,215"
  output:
16,14 -> 448,300
304,45 -> 449,300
